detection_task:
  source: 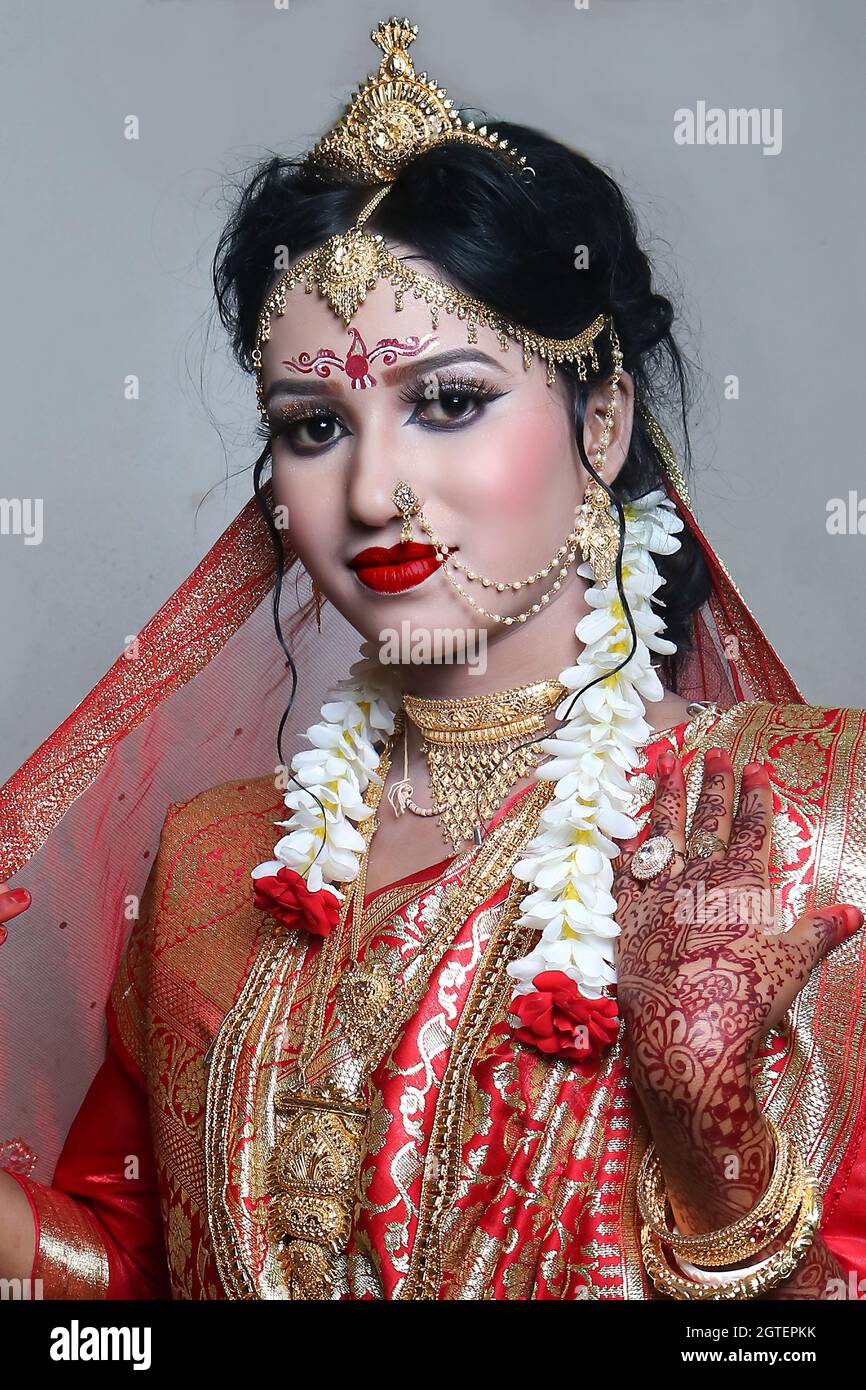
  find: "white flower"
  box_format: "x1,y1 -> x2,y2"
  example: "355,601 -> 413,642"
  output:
505,489 -> 681,1001
250,489 -> 680,1019
249,650 -> 400,897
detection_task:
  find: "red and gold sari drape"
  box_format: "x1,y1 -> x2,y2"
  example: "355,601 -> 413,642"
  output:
2,452 -> 866,1298
7,696 -> 866,1298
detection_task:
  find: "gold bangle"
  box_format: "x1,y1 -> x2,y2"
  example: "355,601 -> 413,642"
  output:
640,1171 -> 822,1300
637,1118 -> 803,1267
654,1143 -> 803,1268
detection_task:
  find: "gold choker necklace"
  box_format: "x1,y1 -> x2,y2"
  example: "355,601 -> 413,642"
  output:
400,678 -> 566,850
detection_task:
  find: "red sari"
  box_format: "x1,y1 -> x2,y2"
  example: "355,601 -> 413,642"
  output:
9,697 -> 866,1298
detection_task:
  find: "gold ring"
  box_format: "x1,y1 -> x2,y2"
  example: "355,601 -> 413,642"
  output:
630,834 -> 685,882
686,829 -> 728,860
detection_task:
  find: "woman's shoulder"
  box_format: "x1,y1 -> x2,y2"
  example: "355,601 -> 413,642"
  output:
135,772 -> 284,969
109,773 -> 286,1084
696,697 -> 866,760
161,772 -> 283,840
145,773 -> 285,927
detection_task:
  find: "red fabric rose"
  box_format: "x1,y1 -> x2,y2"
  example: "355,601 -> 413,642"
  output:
252,866 -> 340,938
510,971 -> 619,1062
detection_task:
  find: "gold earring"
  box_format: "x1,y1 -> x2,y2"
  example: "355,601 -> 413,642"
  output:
311,579 -> 323,632
392,481 -> 421,544
576,327 -> 624,584
575,479 -> 621,584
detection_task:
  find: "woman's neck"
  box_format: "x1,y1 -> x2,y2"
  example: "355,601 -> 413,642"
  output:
395,570 -> 691,735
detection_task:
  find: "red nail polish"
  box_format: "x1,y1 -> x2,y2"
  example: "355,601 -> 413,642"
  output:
0,925 -> 6,946
6,888 -> 30,906
842,905 -> 864,930
658,752 -> 676,776
705,748 -> 723,765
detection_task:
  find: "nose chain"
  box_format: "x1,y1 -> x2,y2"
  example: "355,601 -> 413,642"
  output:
390,334 -> 624,625
393,477 -> 581,625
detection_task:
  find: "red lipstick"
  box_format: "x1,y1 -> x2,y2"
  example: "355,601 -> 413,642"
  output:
348,541 -> 449,594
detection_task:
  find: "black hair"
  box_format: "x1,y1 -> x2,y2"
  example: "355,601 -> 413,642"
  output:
212,119 -> 711,777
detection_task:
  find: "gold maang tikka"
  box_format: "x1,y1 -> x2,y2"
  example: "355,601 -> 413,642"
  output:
254,18 -> 683,532
252,17 -> 612,416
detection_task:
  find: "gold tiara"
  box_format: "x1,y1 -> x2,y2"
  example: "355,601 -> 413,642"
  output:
253,17 -> 614,414
304,16 -> 527,183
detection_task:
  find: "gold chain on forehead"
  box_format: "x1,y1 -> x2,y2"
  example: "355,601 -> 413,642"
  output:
252,16 -> 613,416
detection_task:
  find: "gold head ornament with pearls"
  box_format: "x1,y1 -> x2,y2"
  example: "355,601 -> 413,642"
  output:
252,16 -> 614,416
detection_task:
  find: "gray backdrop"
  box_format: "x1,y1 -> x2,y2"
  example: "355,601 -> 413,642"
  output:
1,0 -> 863,785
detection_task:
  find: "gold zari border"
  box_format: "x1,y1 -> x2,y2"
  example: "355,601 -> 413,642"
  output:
21,1177 -> 110,1298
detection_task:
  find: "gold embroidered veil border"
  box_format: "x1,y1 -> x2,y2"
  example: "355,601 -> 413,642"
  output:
0,405 -> 811,1191
0,3 -> 815,1202
0,21 -> 804,1188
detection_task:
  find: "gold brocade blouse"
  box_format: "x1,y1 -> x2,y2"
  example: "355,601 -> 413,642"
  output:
14,698 -> 866,1299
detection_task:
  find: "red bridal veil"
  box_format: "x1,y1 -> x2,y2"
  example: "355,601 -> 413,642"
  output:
0,448 -> 801,1183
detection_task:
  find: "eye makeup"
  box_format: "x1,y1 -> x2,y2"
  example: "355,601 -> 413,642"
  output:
259,372 -> 508,453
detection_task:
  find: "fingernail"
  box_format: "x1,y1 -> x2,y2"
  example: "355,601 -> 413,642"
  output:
658,751 -> 676,776
742,762 -> 768,783
842,905 -> 864,930
0,925 -> 6,946
5,888 -> 31,906
705,747 -> 726,766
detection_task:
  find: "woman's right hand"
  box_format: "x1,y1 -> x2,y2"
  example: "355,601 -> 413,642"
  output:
0,882 -> 31,945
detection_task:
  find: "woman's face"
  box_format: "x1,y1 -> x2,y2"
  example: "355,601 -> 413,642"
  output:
262,243 -> 618,657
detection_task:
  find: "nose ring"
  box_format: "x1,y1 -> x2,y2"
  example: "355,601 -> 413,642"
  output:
392,481 -> 420,545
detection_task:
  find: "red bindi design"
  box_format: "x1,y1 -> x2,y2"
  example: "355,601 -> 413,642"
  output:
282,330 -> 436,390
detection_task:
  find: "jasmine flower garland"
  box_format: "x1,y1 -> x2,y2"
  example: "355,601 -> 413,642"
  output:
506,489 -> 683,999
252,489 -> 682,1028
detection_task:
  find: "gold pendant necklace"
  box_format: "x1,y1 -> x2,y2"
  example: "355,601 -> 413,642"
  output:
401,677 -> 566,850
386,711 -> 438,822
266,727 -> 550,1299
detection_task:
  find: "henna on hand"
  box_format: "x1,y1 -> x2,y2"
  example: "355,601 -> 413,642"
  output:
613,748 -> 863,1246
761,1234 -> 852,1301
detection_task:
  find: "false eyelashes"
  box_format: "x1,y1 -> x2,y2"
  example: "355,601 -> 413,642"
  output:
257,373 -> 507,453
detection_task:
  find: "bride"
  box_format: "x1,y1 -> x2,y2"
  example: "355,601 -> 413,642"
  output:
1,17 -> 864,1301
